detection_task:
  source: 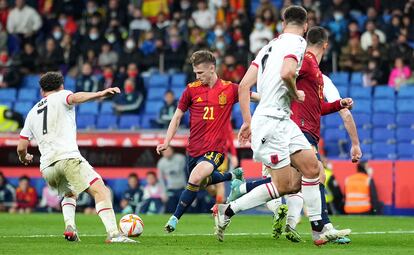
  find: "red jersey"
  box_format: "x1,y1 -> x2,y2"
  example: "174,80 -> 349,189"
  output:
178,78 -> 238,157
291,51 -> 342,141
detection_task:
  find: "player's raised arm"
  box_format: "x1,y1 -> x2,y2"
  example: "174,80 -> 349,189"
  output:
67,87 -> 121,105
156,108 -> 184,154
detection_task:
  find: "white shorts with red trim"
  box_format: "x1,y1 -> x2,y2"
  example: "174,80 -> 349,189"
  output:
41,158 -> 101,196
251,115 -> 311,169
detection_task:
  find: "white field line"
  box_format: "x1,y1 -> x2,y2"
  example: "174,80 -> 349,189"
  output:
1,230 -> 414,238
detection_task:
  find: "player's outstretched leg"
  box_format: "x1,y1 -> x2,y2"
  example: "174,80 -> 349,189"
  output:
88,179 -> 137,243
284,193 -> 303,242
61,196 -> 80,242
272,203 -> 287,239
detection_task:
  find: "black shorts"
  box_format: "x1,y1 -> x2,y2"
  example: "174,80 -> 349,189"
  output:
187,151 -> 224,175
303,132 -> 321,161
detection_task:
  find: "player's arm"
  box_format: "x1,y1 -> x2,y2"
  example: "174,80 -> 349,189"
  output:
238,64 -> 258,124
339,108 -> 361,162
156,108 -> 184,154
281,58 -> 304,102
67,87 -> 121,105
321,98 -> 353,115
17,139 -> 33,165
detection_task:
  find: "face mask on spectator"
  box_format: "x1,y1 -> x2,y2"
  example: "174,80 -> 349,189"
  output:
180,0 -> 190,10
125,83 -> 134,93
89,33 -> 99,40
216,41 -> 225,51
214,28 -> 224,37
333,12 -> 344,21
128,70 -> 138,78
126,40 -> 135,50
53,31 -> 62,40
255,23 -> 264,30
103,71 -> 113,79
0,54 -> 8,64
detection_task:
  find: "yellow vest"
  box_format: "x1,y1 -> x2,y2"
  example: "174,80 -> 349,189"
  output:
0,105 -> 19,132
344,173 -> 371,214
324,168 -> 334,203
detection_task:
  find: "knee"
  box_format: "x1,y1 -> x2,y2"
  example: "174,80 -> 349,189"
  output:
188,173 -> 203,185
290,178 -> 302,193
303,159 -> 320,179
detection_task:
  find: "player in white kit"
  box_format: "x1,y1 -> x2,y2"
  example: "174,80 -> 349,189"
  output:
16,72 -> 136,243
212,6 -> 337,246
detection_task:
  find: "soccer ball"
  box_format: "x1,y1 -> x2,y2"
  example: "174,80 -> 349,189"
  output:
119,214 -> 144,237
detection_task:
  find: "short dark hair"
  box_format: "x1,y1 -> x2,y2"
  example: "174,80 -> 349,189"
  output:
306,26 -> 328,46
282,5 -> 307,26
19,175 -> 30,181
146,171 -> 156,177
190,50 -> 216,66
357,161 -> 367,173
128,173 -> 138,179
39,72 -> 64,92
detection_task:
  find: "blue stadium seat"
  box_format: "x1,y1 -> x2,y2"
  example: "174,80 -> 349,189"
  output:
350,87 -> 372,99
2,101 -> 13,108
396,113 -> 414,127
329,72 -> 349,86
397,99 -> 414,113
373,86 -> 395,99
336,86 -> 348,97
142,75 -> 151,88
352,99 -> 371,113
396,128 -> 414,143
170,87 -> 185,98
352,113 -> 371,129
96,114 -> 118,129
119,115 -> 140,129
144,101 -> 164,115
371,142 -> 396,159
21,75 -> 40,88
372,99 -> 395,113
350,72 -> 363,86
14,101 -> 33,116
148,73 -> 169,87
372,113 -> 395,129
358,129 -> 372,144
397,86 -> 414,99
147,87 -> 166,100
397,143 -> 414,159
64,76 -> 76,91
232,113 -> 243,129
170,73 -> 187,88
324,113 -> 343,129
324,128 -> 347,142
100,101 -> 114,114
78,102 -> 99,114
0,88 -> 17,101
360,143 -> 372,154
324,142 -> 341,158
372,128 -> 395,143
111,179 -> 129,201
76,114 -> 96,129
18,88 -> 38,101
140,114 -> 155,129
33,178 -> 46,196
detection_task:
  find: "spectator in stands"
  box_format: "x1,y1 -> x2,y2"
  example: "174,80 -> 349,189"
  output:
76,62 -> 99,92
363,60 -> 386,87
17,42 -> 38,74
141,171 -> 167,214
255,0 -> 279,23
6,0 -> 42,43
37,38 -> 64,72
139,30 -> 160,71
105,0 -> 127,27
60,33 -> 79,74
39,185 -> 61,213
360,20 -> 386,51
76,192 -> 95,214
164,30 -> 187,73
98,42 -> 119,68
10,175 -> 37,213
0,0 -> 9,30
50,25 -> 64,44
114,78 -> 144,114
339,35 -> 368,72
206,23 -> 232,50
120,173 -> 144,214
402,15 -> 414,42
154,12 -> 170,39
344,161 -> 382,215
325,9 -> 348,48
118,38 -> 143,70
0,171 -> 15,212
99,66 -> 116,90
191,0 -> 215,30
104,18 -> 128,53
56,13 -> 78,36
155,90 -> 177,128
128,7 -> 151,41
0,50 -> 21,88
366,6 -> 386,30
157,146 -> 187,214
249,16 -> 273,54
388,57 -> 412,89
123,62 -> 145,94
389,33 -> 413,64
220,54 -> 246,83
385,15 -> 402,43
81,26 -> 105,58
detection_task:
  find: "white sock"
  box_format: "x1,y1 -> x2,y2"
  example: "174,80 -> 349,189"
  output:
301,177 -> 322,221
61,197 -> 76,228
96,201 -> 119,236
265,197 -> 282,214
230,182 -> 279,214
286,192 -> 303,229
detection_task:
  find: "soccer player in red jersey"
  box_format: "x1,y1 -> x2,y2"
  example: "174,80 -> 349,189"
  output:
156,50 -> 258,233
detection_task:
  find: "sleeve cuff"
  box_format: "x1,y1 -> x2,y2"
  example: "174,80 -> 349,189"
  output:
19,135 -> 29,140
284,54 -> 298,63
251,61 -> 258,68
66,93 -> 73,105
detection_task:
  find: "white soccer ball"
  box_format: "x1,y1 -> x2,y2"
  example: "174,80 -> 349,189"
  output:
119,214 -> 144,237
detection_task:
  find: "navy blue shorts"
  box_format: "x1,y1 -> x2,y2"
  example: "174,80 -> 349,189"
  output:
303,132 -> 321,161
186,151 -> 224,175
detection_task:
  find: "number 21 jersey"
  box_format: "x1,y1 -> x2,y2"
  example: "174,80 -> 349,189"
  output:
20,90 -> 83,170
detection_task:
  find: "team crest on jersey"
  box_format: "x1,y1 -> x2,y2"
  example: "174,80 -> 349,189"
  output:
219,92 -> 227,107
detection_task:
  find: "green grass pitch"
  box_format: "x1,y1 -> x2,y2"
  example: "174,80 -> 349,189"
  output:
0,213 -> 413,255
